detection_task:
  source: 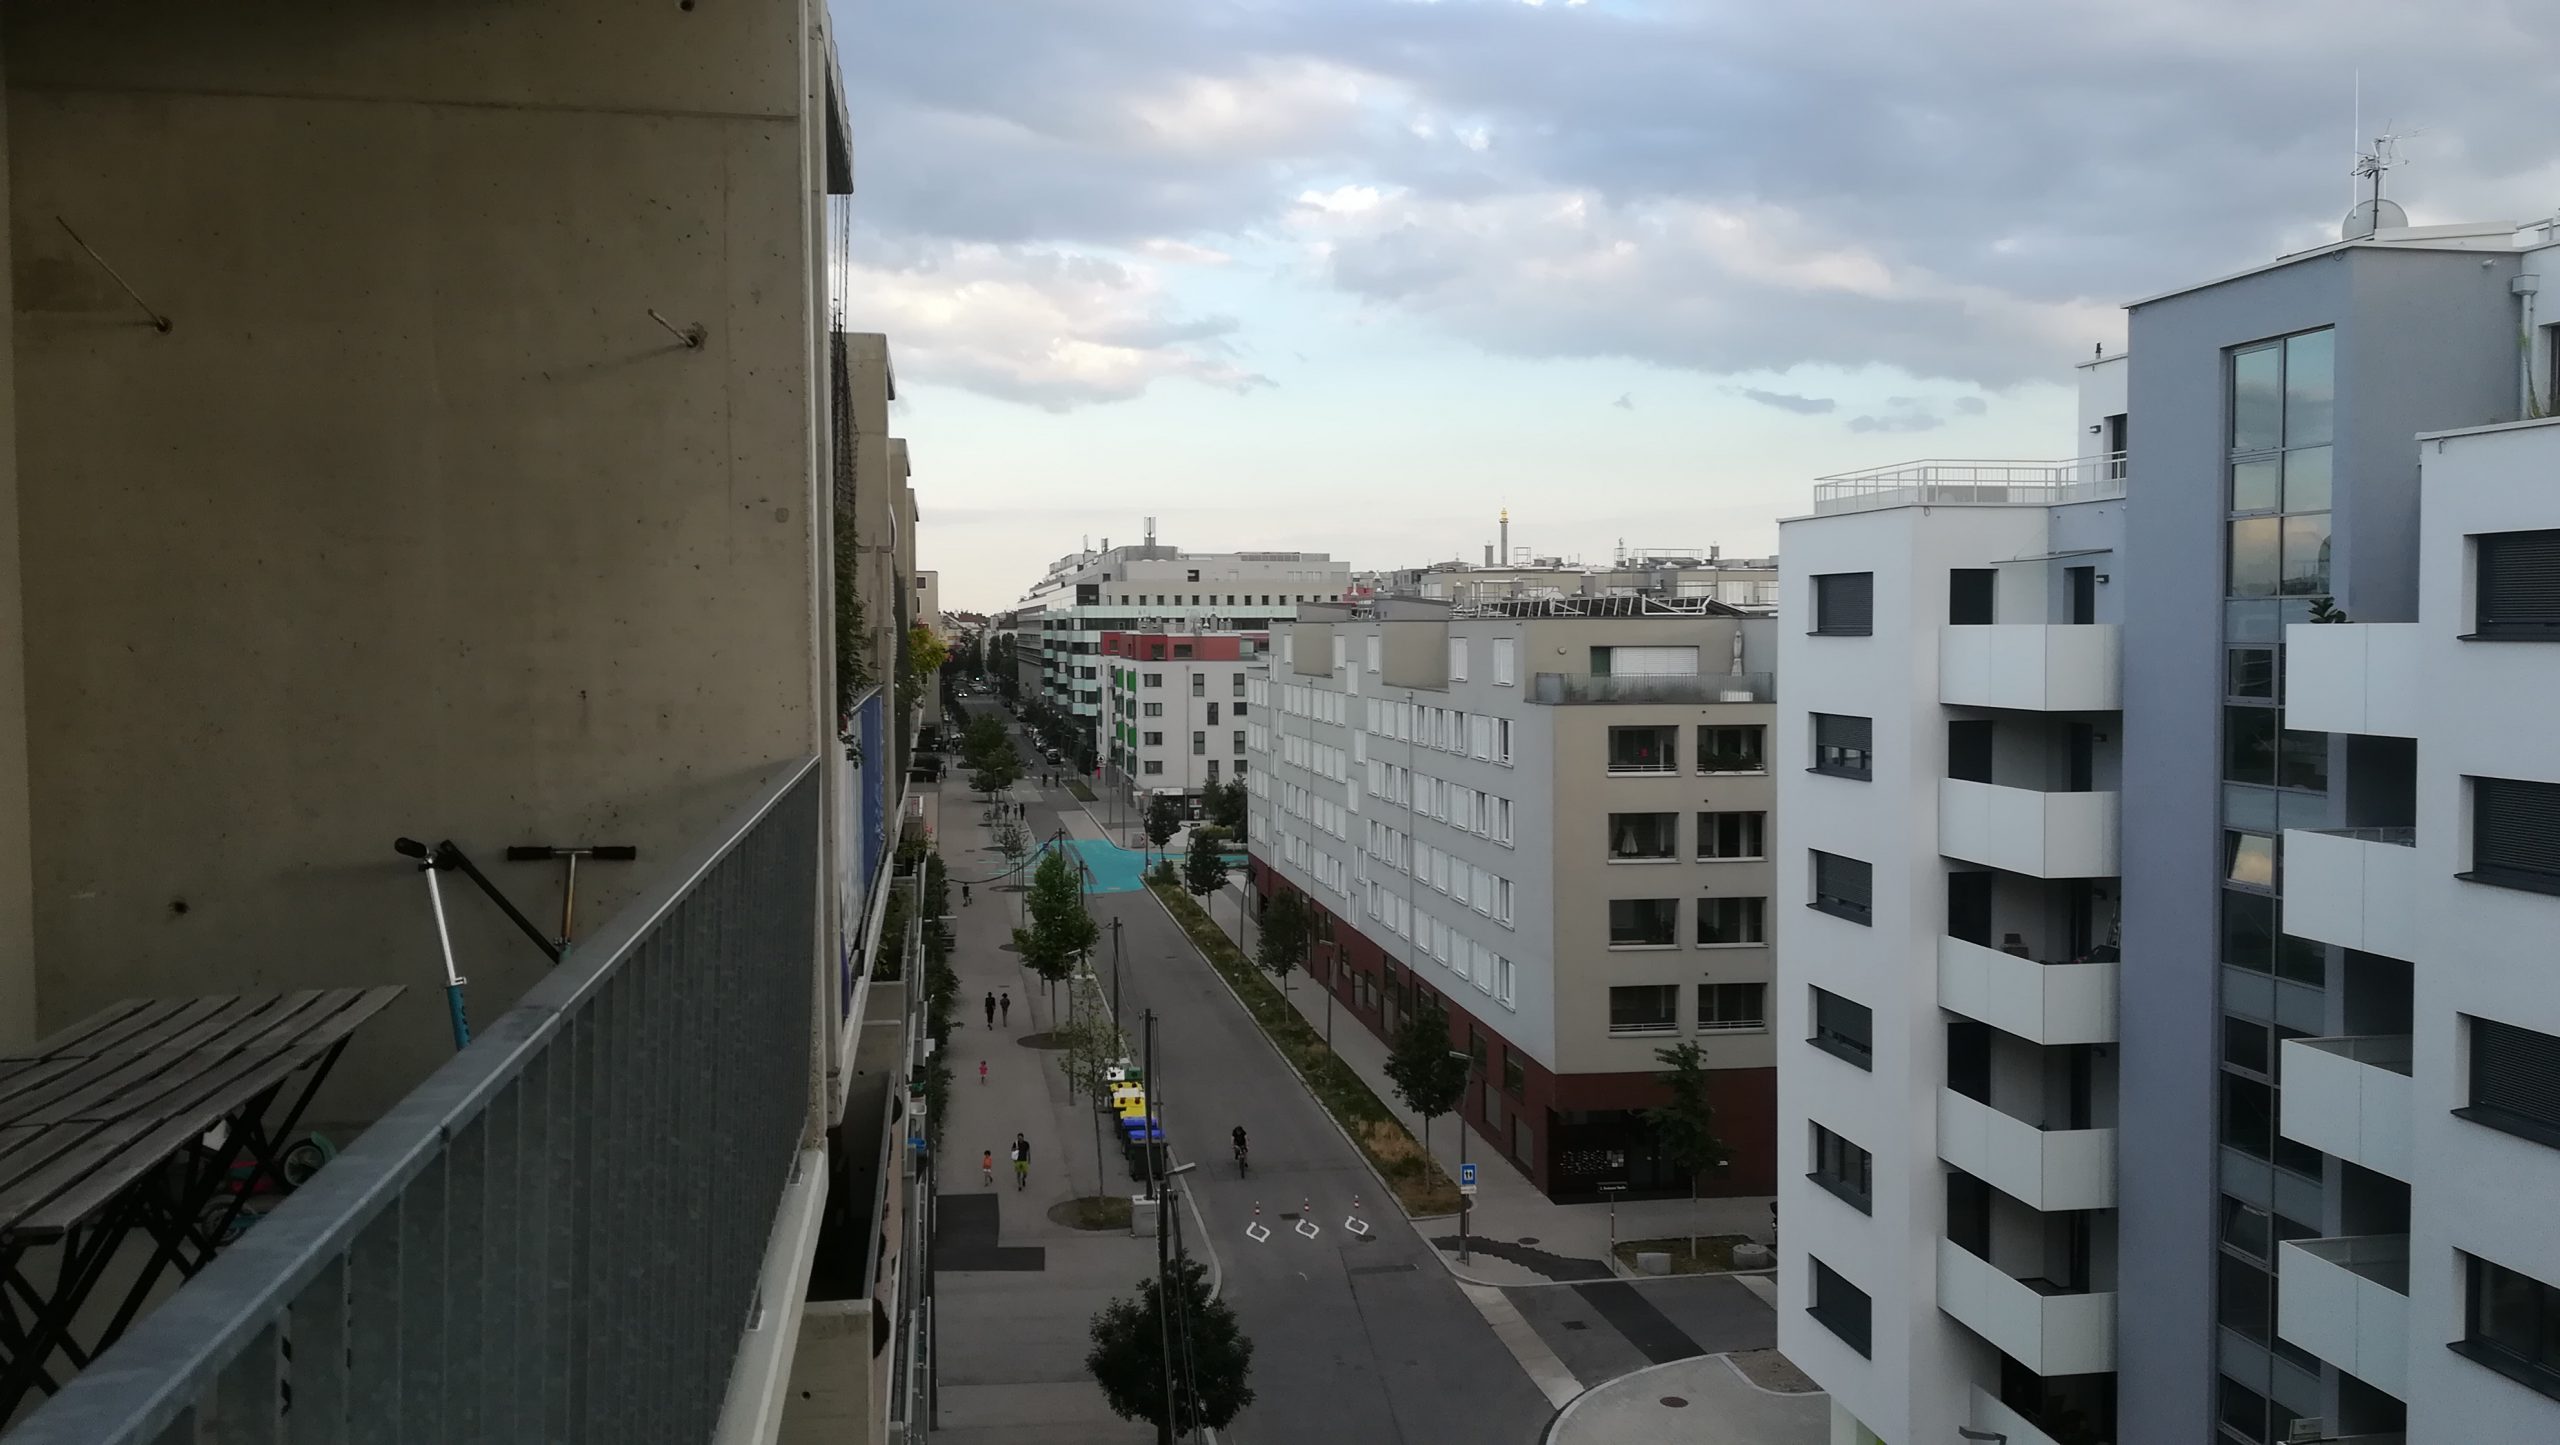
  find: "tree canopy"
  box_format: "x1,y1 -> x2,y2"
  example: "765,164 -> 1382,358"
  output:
1384,994 -> 1470,1153
1086,1257 -> 1255,1434
1256,888 -> 1310,988
1018,846 -> 1098,990
1182,828 -> 1230,903
1142,794 -> 1182,859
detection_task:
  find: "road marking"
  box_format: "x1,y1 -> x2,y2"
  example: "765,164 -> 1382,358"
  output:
1459,1282 -> 1582,1409
1733,1272 -> 1778,1310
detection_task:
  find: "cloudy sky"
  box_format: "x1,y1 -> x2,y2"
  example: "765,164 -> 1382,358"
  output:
829,0 -> 2560,611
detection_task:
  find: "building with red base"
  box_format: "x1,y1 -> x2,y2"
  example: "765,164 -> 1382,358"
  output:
1244,597 -> 1780,1201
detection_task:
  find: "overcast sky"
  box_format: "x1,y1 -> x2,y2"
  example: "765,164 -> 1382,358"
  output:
829,0 -> 2560,612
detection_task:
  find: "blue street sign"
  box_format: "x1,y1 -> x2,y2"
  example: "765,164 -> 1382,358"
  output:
1460,1163 -> 1477,1187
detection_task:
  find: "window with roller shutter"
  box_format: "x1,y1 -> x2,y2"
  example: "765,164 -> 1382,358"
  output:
2473,529 -> 2560,639
2466,776 -> 2560,896
1812,572 -> 1873,636
2461,1016 -> 2560,1150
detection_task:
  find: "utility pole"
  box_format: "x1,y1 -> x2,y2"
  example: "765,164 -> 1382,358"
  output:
1109,916 -> 1125,1027
1450,1048 -> 1476,1265
1144,1008 -> 1174,1445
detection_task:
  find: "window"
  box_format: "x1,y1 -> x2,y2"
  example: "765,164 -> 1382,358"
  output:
1810,851 -> 1872,926
1142,730 -> 1163,746
1697,725 -> 1764,773
1503,1049 -> 1526,1097
1807,1258 -> 1871,1357
1206,702 -> 1219,725
1948,568 -> 1995,625
1608,812 -> 1679,861
1143,702 -> 1163,718
1811,572 -> 1874,636
1698,810 -> 1767,860
1142,672 -> 1162,688
1607,726 -> 1680,774
1192,731 -> 1206,755
1449,638 -> 1468,680
1808,1124 -> 1871,1212
1493,638 -> 1517,685
1364,635 -> 1381,672
1811,713 -> 1872,780
1205,760 -> 1220,783
1697,897 -> 1766,946
1608,984 -> 1679,1035
1495,718 -> 1513,765
2227,647 -> 2276,700
1698,981 -> 1766,1031
1173,643 -> 1194,659
1810,988 -> 1872,1069
1608,898 -> 1679,948
1233,729 -> 1247,755
2474,530 -> 2560,639
2462,1016 -> 2560,1148
1142,761 -> 1164,775
2459,1255 -> 2560,1400
2467,776 -> 2560,895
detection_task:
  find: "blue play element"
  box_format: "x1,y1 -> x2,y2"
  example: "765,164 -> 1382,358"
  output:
1029,837 -> 1247,894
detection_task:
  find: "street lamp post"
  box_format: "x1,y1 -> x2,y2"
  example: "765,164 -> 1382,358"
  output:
1448,1048 -> 1476,1265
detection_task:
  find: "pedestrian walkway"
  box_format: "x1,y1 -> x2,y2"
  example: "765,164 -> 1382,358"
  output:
929,774 -> 1161,1445
1546,1352 -> 1825,1445
1176,872 -> 1768,1286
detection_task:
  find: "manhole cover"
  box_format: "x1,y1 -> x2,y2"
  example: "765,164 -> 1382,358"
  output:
1658,1396 -> 1689,1409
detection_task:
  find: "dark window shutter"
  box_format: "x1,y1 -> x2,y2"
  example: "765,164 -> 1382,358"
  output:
1816,714 -> 1874,751
2474,1018 -> 2560,1130
1815,573 -> 1875,635
2475,777 -> 2560,881
2478,530 -> 2560,635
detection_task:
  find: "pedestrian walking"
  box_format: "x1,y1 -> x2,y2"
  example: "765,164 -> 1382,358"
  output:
983,991 -> 996,1029
978,1059 -> 988,1087
999,989 -> 1012,1027
963,881 -> 972,906
982,1149 -> 995,1187
1011,1133 -> 1030,1191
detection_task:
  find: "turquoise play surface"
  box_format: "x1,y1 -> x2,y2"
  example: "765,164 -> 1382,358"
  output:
1026,837 -> 1247,894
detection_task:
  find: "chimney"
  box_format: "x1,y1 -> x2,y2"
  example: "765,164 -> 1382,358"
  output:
1499,507 -> 1510,565
1484,544 -> 1495,566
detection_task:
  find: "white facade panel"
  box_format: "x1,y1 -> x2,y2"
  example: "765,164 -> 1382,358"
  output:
2277,1036 -> 2412,1182
2281,622 -> 2422,737
1936,1088 -> 2115,1212
2278,828 -> 2422,960
1937,624 -> 2121,712
1934,1239 -> 2116,1378
1936,934 -> 2115,1046
2276,1237 -> 2410,1400
1938,778 -> 2119,879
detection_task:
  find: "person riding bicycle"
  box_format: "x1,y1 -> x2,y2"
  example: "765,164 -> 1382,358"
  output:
1231,1125 -> 1249,1169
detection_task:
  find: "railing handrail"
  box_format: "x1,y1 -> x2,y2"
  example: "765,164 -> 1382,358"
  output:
5,753 -> 824,1445
2309,825 -> 2416,846
1815,452 -> 2126,485
1530,670 -> 1776,704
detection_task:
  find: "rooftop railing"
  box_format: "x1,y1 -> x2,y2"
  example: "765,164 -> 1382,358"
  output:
5,756 -> 824,1445
1530,671 -> 1775,704
1812,453 -> 2128,515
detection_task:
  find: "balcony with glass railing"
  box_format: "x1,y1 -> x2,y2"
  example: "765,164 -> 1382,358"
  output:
2277,1234 -> 2409,1399
1812,453 -> 2127,515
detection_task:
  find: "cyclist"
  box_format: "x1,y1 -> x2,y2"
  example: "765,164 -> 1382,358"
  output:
1231,1125 -> 1249,1176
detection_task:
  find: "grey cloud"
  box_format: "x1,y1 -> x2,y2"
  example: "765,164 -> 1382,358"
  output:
837,0 -> 2560,385
1613,392 -> 1635,410
1848,411 -> 1947,434
1736,389 -> 1837,415
1954,396 -> 1988,415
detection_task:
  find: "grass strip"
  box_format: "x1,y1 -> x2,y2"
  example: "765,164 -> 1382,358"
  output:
1148,879 -> 1463,1217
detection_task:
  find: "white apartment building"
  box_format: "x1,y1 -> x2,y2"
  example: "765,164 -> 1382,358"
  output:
2270,414 -> 2560,1439
1013,531 -> 1349,761
1100,624 -> 1265,811
1776,357 -> 2130,1445
1246,597 -> 1782,1200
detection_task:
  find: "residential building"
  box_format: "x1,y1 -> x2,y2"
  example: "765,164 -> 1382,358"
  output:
1776,213 -> 2560,1445
1011,528 -> 1350,765
0,8 -> 924,1442
1101,624 -> 1268,812
917,569 -> 944,729
1245,596 -> 1781,1200
1369,540 -> 1779,612
1774,361 -> 2129,1445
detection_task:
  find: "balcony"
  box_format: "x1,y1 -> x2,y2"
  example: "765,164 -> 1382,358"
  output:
1531,671 -> 1775,704
1812,453 -> 2126,515
1968,1385 -> 2072,1445
2279,1036 -> 2413,1181
1936,1239 -> 2116,1377
1939,625 -> 2121,712
5,760 -> 842,1443
1938,1088 -> 2115,1211
1940,778 -> 2119,878
2277,1235 -> 2409,1399
1938,934 -> 2117,1046
2283,622 -> 2422,737
2281,827 -> 2422,959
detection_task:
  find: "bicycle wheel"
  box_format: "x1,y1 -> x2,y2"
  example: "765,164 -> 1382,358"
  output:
281,1134 -> 336,1187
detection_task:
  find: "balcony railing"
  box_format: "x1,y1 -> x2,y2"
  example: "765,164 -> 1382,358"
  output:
1530,671 -> 1775,705
2310,825 -> 2416,846
6,757 -> 825,1445
1812,453 -> 2127,515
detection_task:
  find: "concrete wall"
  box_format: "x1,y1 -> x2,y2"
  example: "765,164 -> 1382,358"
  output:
4,1 -> 838,1114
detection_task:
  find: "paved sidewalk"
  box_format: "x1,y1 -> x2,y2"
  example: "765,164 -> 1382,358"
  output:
1546,1353 -> 1826,1445
1174,867 -> 1769,1286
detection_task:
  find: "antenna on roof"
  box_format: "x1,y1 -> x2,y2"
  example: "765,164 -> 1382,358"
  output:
2343,123 -> 2410,240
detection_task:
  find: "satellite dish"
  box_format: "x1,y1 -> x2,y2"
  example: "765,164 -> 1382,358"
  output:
2343,197 -> 2408,240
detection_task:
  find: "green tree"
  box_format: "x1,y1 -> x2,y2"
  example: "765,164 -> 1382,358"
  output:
906,624 -> 950,700
1202,778 -> 1247,833
1086,1257 -> 1255,1436
1058,963 -> 1129,1204
1384,994 -> 1470,1157
1183,828 -> 1232,941
1255,888 -> 1310,994
1021,846 -> 1098,1008
1643,1041 -> 1730,1252
1142,794 -> 1182,863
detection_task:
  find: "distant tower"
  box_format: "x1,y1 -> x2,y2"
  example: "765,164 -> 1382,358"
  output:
1500,508 -> 1511,566
1144,515 -> 1157,548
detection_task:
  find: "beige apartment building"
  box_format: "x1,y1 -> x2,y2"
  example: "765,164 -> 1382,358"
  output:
1246,597 -> 1780,1199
